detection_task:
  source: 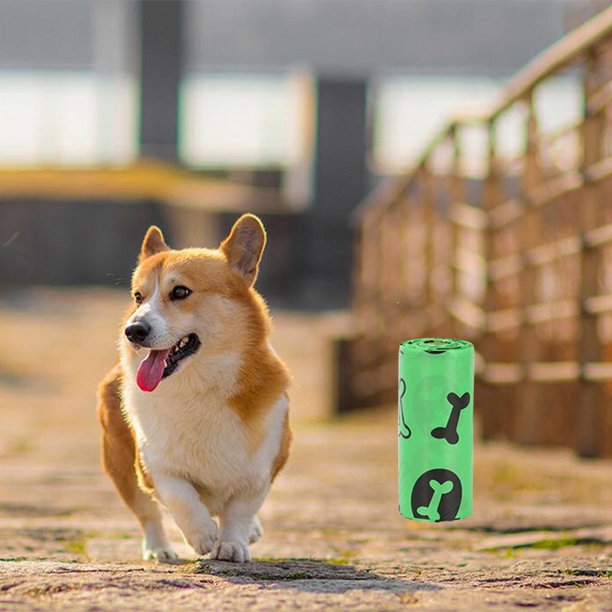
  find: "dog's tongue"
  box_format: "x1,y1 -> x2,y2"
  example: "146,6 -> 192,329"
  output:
136,349 -> 171,392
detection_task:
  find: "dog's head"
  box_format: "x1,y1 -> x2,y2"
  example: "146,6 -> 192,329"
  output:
123,214 -> 267,392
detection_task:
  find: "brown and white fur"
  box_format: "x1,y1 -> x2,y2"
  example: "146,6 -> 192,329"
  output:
97,215 -> 291,563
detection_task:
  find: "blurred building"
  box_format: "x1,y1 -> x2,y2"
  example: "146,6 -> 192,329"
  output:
0,0 -> 580,305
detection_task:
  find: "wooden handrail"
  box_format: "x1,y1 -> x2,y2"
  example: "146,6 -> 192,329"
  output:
481,361 -> 612,384
348,9 -> 612,456
490,5 -> 612,117
355,7 -> 612,221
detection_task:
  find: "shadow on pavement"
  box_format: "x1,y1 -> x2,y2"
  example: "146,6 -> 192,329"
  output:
196,558 -> 441,594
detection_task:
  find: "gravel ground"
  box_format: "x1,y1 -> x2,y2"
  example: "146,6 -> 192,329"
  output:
0,289 -> 610,610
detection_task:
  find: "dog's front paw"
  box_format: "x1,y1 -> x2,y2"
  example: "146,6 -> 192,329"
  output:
184,519 -> 218,556
210,540 -> 250,563
143,543 -> 180,563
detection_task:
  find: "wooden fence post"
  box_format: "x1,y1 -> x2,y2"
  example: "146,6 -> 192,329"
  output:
478,119 -> 503,439
421,166 -> 436,335
449,125 -> 462,339
396,194 -> 410,335
515,93 -> 542,444
576,51 -> 605,457
347,9 -> 612,420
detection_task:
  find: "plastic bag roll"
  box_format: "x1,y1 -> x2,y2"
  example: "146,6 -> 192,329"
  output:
398,338 -> 474,522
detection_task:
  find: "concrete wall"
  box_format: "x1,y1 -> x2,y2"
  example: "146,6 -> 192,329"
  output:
0,199 -> 167,287
0,199 -> 300,298
185,0 -> 573,77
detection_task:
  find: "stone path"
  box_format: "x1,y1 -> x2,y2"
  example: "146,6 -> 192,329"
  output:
0,289 -> 610,610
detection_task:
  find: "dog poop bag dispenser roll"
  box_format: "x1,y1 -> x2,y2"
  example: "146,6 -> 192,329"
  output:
398,338 -> 474,522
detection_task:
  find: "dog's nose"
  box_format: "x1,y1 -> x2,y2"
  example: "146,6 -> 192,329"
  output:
125,322 -> 151,344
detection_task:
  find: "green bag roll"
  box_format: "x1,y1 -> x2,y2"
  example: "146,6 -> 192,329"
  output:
398,338 -> 474,522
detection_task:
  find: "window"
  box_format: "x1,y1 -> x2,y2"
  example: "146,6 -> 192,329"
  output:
179,73 -> 312,168
0,71 -> 137,165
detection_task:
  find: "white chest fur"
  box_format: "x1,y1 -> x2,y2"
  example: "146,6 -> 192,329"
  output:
120,349 -> 287,505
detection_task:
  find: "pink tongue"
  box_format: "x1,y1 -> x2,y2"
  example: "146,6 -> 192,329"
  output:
136,349 -> 171,392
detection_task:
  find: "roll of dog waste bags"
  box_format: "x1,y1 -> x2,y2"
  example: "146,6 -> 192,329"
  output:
398,338 -> 474,522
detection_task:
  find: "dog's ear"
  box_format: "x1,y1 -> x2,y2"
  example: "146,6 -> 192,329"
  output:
140,226 -> 169,262
220,214 -> 266,287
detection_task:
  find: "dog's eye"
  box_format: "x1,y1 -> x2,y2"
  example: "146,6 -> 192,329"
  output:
134,291 -> 143,305
170,286 -> 192,301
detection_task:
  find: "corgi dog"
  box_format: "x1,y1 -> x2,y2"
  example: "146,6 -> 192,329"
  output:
97,214 -> 291,563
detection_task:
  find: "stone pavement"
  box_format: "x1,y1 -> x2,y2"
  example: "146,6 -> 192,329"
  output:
0,289 -> 610,610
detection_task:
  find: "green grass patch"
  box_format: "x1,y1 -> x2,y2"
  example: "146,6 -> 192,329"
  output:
63,537 -> 87,557
529,537 -> 579,551
326,558 -> 350,565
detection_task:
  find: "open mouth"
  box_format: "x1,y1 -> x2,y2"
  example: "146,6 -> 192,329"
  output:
163,333 -> 201,378
136,333 -> 201,392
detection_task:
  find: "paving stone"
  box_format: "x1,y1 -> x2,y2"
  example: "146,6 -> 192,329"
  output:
0,289 -> 610,610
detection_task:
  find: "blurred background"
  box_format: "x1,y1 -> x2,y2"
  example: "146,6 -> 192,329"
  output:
1,0 -> 610,449
1,0 -> 602,304
0,2 -> 611,601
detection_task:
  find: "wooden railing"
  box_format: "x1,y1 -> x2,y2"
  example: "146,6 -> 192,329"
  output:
350,7 -> 612,457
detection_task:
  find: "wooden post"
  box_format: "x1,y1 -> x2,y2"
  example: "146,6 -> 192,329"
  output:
380,203 -> 399,325
479,119 -> 504,440
352,210 -> 373,407
576,51 -> 604,458
396,194 -> 410,335
369,209 -> 387,401
515,93 -> 542,445
390,201 -> 407,344
352,215 -> 367,338
449,125 -> 462,338
421,165 -> 437,335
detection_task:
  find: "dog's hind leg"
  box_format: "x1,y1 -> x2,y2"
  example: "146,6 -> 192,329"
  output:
97,365 -> 178,562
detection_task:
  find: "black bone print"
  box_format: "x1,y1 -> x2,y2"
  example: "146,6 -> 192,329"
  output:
411,468 -> 462,521
431,392 -> 470,445
398,378 -> 411,439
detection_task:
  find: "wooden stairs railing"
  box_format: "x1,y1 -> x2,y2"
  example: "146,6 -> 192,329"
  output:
348,7 -> 612,457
